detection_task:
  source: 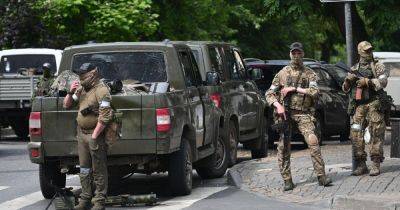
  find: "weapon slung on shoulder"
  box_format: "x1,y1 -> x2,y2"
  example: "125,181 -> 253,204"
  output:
106,193 -> 157,207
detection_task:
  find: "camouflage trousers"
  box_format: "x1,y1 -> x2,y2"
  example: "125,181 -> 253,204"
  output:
277,114 -> 326,181
77,127 -> 108,205
351,100 -> 385,163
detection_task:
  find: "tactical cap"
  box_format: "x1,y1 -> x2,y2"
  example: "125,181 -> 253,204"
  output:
357,41 -> 373,54
290,42 -> 304,52
74,63 -> 97,75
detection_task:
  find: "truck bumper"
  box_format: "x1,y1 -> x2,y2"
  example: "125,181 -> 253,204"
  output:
27,142 -> 44,164
29,138 -> 171,162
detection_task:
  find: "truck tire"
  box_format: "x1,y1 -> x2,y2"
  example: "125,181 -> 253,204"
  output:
251,117 -> 269,159
227,120 -> 238,167
196,134 -> 228,179
39,162 -> 66,199
168,138 -> 192,196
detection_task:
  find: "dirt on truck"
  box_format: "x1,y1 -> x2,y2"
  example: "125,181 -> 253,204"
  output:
28,42 -> 230,198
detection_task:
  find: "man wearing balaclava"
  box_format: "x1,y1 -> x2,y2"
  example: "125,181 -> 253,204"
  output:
266,42 -> 332,191
34,63 -> 54,96
63,63 -> 112,210
342,41 -> 388,176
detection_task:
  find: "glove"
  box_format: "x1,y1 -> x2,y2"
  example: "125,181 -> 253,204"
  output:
356,78 -> 370,88
345,73 -> 357,82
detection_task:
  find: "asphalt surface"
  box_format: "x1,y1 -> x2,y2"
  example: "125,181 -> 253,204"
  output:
0,130 -> 323,210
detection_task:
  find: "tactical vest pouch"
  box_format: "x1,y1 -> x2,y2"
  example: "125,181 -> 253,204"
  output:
105,111 -> 122,147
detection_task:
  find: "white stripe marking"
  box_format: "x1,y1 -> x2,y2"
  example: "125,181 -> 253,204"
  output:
149,187 -> 228,210
0,191 -> 43,210
67,175 -> 79,180
0,186 -> 80,210
0,186 -> 9,191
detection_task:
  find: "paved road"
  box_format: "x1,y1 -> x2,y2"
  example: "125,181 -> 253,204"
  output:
0,136 -> 321,210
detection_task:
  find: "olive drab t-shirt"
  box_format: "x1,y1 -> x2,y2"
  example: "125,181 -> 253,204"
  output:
75,82 -> 112,130
265,66 -> 319,111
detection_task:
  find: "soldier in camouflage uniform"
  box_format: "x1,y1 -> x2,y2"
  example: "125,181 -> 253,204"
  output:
266,42 -> 332,191
63,63 -> 112,210
34,63 -> 54,96
342,41 -> 388,176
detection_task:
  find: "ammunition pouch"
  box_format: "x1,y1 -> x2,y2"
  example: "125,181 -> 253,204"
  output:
105,111 -> 122,146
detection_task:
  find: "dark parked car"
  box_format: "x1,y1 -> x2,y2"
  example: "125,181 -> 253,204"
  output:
245,59 -> 350,146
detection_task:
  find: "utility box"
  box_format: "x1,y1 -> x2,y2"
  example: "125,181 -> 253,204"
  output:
390,118 -> 400,158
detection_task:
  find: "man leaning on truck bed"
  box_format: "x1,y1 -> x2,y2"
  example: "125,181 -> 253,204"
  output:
63,63 -> 112,210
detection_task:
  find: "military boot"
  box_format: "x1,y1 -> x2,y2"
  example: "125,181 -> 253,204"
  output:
73,199 -> 91,210
351,161 -> 369,176
91,203 -> 105,210
317,176 -> 332,186
369,161 -> 380,176
283,179 -> 295,191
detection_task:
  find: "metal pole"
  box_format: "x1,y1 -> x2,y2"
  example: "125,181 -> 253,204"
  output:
345,2 -> 354,67
344,1 -> 357,171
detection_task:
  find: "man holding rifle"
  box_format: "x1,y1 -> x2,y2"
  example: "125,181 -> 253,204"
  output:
266,42 -> 332,191
342,41 -> 389,176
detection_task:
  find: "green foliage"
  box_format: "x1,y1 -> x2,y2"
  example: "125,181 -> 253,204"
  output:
36,0 -> 159,47
1,0 -> 399,62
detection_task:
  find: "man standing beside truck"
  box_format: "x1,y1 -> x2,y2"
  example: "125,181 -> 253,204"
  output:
63,63 -> 112,210
342,41 -> 389,176
266,42 -> 332,191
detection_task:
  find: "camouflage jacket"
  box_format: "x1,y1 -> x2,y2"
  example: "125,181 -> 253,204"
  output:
265,65 -> 319,111
35,77 -> 55,97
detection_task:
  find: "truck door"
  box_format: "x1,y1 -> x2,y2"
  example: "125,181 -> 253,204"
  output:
177,48 -> 205,148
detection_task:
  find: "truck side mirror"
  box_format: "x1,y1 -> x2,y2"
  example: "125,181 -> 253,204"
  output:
248,68 -> 262,80
206,71 -> 221,86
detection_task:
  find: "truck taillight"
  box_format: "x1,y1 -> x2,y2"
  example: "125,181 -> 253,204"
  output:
29,112 -> 42,137
156,108 -> 171,132
210,93 -> 221,108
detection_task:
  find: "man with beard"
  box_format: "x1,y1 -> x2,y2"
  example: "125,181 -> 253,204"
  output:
266,42 -> 332,191
63,63 -> 112,210
342,41 -> 388,176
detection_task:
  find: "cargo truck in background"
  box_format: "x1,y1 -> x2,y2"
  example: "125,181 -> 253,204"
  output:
0,48 -> 62,139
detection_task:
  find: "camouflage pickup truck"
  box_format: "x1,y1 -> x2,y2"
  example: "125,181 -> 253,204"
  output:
27,42 -> 229,198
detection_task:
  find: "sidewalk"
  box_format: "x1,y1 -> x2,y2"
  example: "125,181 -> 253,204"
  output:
229,141 -> 400,210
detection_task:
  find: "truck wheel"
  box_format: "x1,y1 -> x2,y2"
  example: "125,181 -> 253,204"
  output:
196,134 -> 228,179
340,116 -> 350,142
251,117 -> 269,159
39,162 -> 66,199
168,139 -> 192,196
227,120 -> 238,167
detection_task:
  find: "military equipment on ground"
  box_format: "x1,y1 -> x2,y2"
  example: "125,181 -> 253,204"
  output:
186,41 -> 268,162
106,193 -> 157,207
28,42 -> 230,198
0,48 -> 62,139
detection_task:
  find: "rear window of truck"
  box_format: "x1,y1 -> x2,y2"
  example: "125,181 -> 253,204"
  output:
0,54 -> 57,74
72,52 -> 167,83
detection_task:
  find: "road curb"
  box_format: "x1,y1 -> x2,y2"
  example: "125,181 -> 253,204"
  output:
332,195 -> 400,210
227,167 -> 242,188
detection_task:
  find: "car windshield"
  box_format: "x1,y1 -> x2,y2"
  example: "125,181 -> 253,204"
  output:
0,54 -> 57,74
384,62 -> 400,77
72,52 -> 167,83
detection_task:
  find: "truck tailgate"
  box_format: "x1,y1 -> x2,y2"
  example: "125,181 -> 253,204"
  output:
39,94 -> 157,156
